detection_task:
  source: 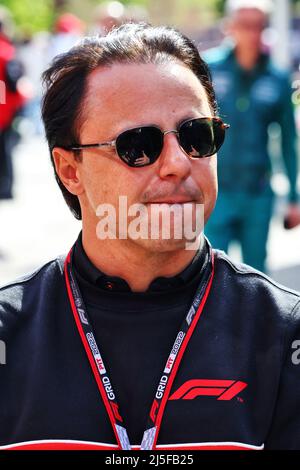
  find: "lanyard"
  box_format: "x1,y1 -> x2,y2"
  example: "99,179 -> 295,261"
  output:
64,243 -> 214,450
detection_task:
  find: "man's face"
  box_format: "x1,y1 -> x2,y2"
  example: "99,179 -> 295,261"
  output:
229,8 -> 267,51
75,61 -> 218,252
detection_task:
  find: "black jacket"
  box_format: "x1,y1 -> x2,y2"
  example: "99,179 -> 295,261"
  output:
0,244 -> 300,450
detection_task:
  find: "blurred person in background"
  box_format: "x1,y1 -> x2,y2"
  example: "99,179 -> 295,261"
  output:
90,2 -> 149,39
17,14 -> 85,136
0,7 -> 27,202
125,4 -> 149,24
204,0 -> 300,273
18,31 -> 49,135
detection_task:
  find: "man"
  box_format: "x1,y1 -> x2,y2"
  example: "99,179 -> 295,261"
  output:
204,0 -> 300,272
0,23 -> 299,451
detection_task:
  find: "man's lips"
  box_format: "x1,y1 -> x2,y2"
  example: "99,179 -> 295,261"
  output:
146,198 -> 196,204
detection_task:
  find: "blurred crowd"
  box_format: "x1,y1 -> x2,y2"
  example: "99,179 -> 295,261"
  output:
0,0 -> 300,277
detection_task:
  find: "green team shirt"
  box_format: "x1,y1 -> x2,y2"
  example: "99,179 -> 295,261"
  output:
204,45 -> 298,202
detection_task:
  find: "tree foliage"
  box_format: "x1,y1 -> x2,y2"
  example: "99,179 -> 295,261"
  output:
0,0 -> 55,35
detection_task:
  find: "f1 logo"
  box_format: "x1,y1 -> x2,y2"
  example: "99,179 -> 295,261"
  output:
169,379 -> 248,401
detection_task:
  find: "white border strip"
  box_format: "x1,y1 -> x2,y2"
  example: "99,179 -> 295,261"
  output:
0,439 -> 265,451
0,439 -> 119,450
155,441 -> 265,450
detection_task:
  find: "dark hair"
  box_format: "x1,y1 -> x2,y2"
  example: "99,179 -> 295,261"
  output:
41,22 -> 217,220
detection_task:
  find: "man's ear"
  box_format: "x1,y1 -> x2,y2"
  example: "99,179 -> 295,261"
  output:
52,147 -> 84,196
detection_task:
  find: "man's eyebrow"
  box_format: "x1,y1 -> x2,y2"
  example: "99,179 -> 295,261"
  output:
176,113 -> 207,127
134,113 -> 208,130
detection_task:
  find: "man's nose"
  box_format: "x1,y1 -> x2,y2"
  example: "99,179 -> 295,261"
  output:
157,132 -> 192,181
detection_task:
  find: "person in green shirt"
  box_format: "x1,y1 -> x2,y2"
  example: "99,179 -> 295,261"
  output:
204,0 -> 300,272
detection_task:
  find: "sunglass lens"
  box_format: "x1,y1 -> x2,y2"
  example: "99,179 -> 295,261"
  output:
116,127 -> 163,167
179,118 -> 225,158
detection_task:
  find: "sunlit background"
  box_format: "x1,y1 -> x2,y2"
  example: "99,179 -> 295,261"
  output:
0,0 -> 299,289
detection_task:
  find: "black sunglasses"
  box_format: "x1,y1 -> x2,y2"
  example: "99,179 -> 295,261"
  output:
67,117 -> 229,168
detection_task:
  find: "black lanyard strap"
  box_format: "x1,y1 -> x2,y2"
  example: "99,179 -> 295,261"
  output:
64,243 -> 215,450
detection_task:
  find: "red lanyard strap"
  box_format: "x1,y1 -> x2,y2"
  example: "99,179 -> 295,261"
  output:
64,244 -> 215,450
